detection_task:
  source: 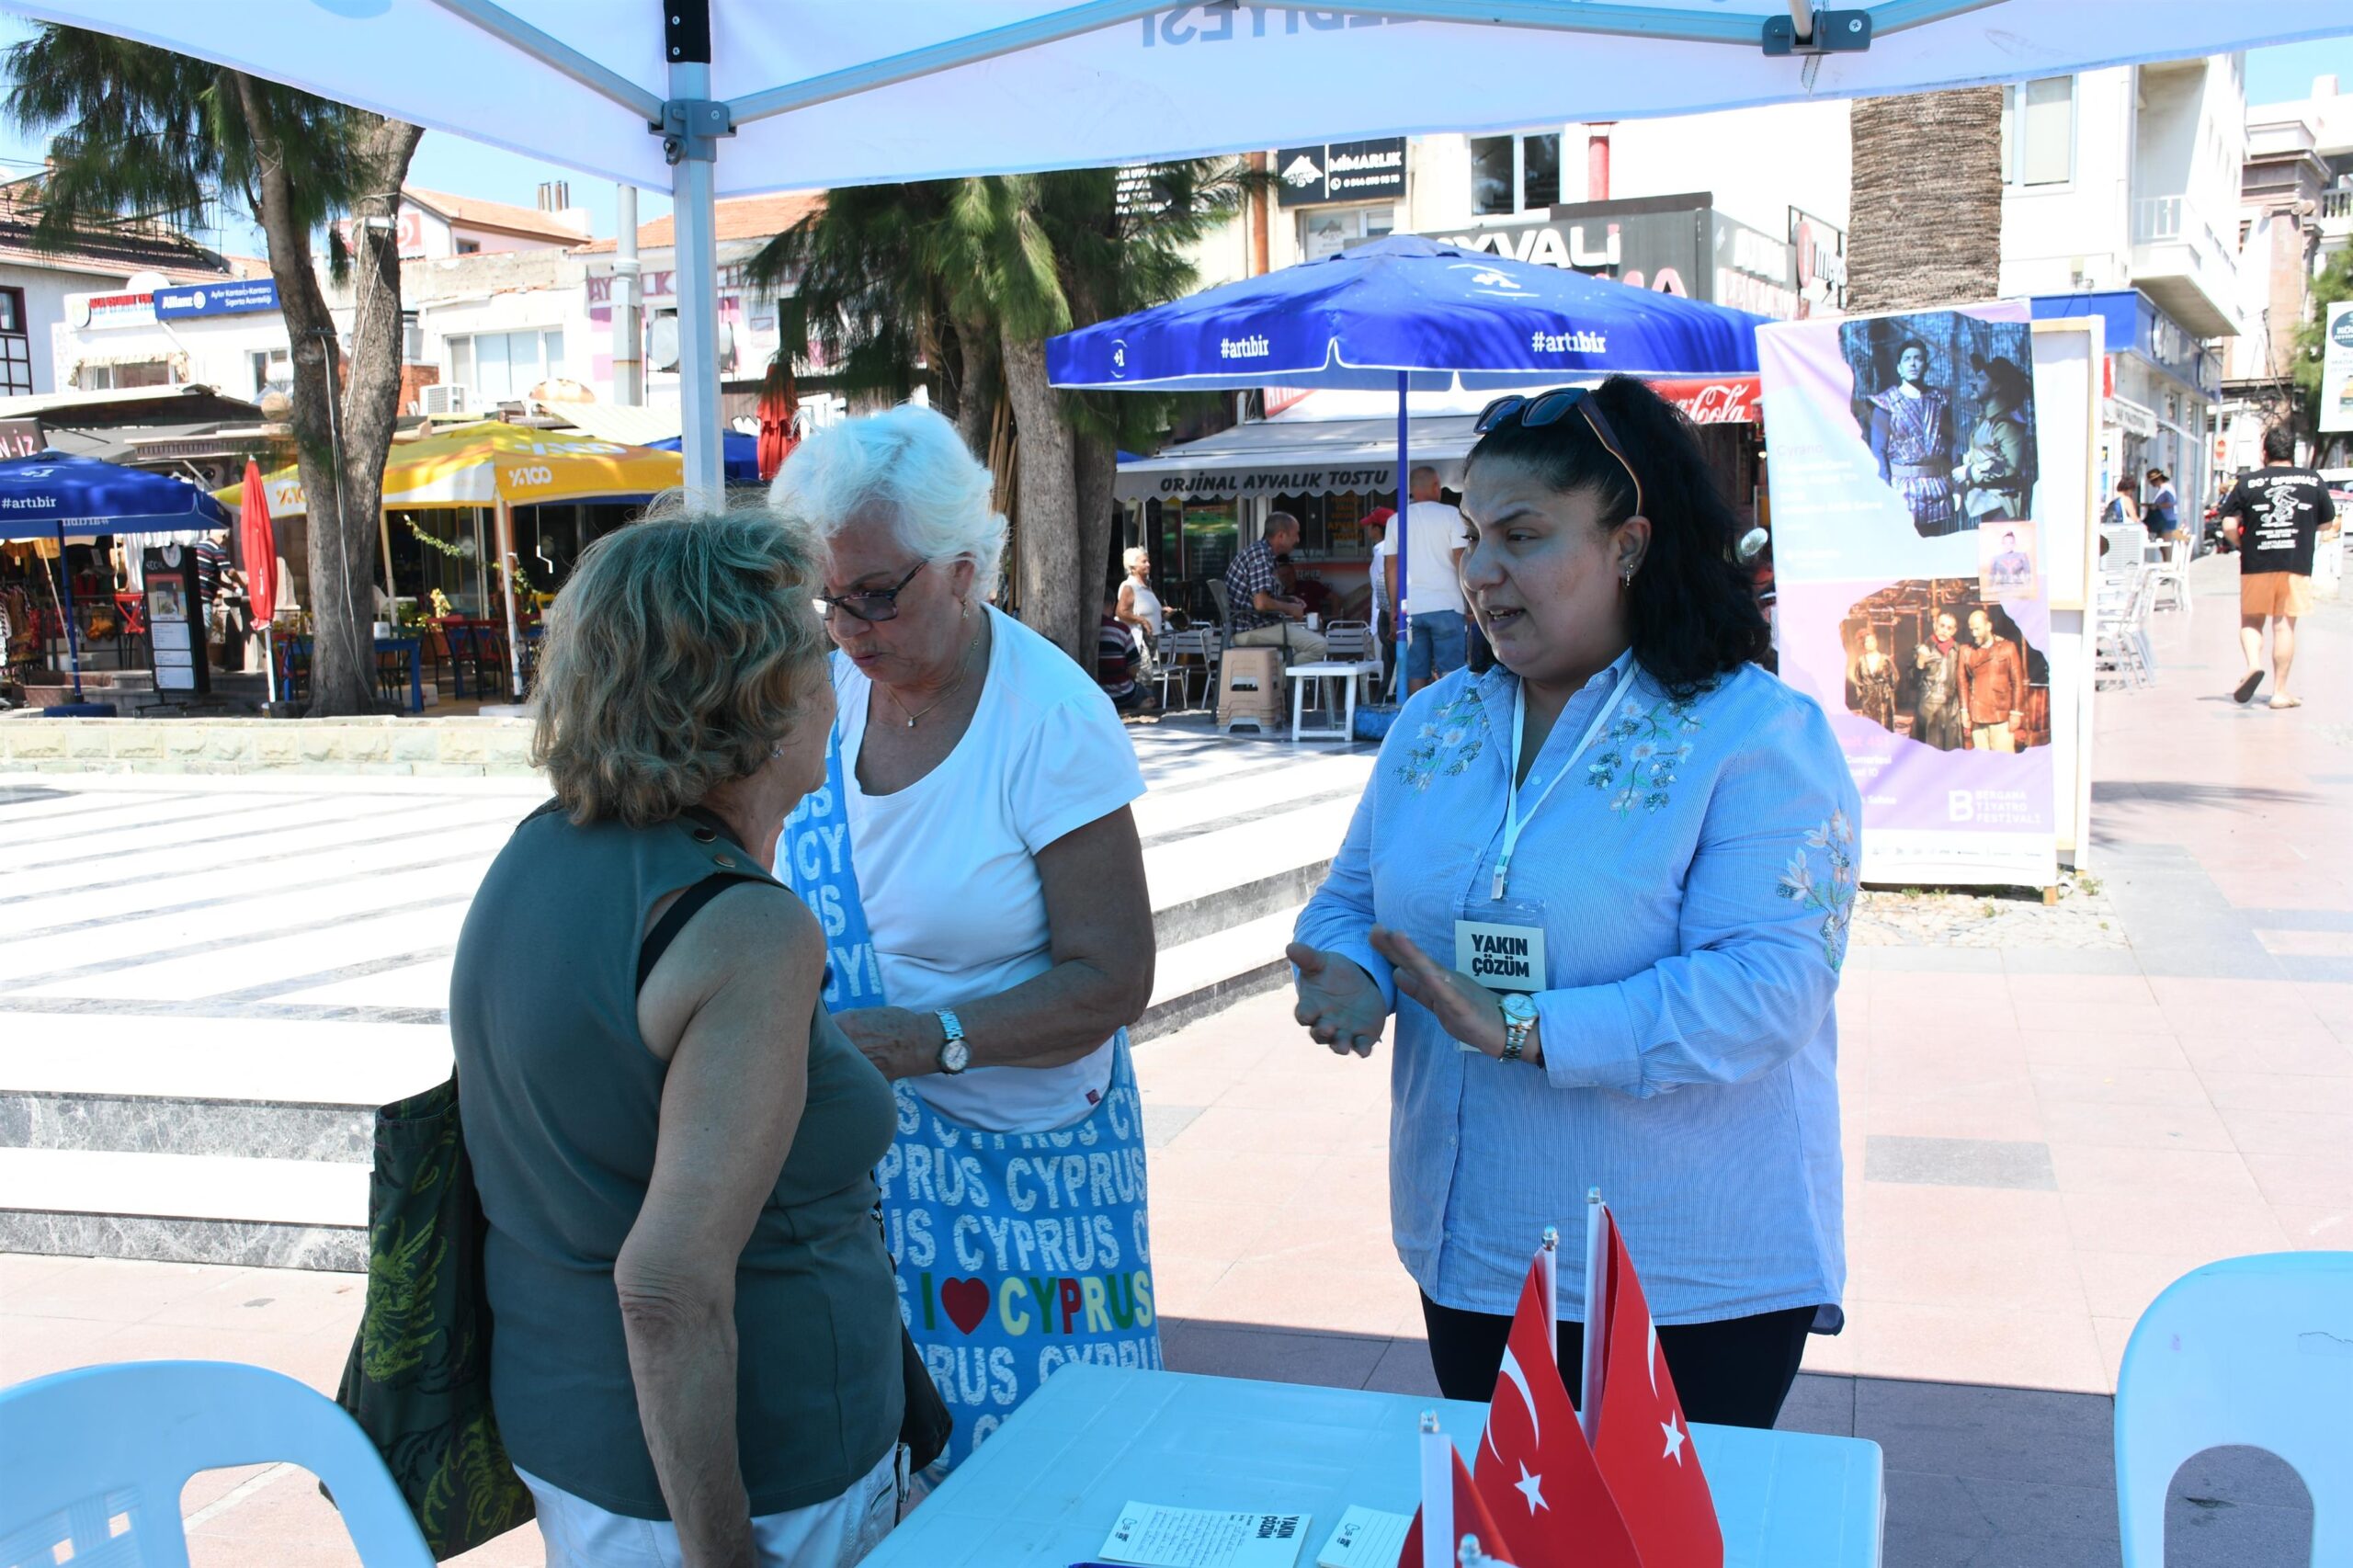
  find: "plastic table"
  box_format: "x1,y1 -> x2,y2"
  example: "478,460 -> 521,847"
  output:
865,1367 -> 1881,1568
1285,660 -> 1383,743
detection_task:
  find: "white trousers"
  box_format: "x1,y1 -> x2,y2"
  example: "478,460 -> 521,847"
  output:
516,1445 -> 905,1568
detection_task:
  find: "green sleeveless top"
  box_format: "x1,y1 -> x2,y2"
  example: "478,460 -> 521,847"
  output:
450,804 -> 903,1519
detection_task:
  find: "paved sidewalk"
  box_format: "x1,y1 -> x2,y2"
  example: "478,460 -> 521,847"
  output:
0,556 -> 2342,1566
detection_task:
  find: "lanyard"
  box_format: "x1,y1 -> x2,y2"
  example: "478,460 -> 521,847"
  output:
1493,658 -> 1639,901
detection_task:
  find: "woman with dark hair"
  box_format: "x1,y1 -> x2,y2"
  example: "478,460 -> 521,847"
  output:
1289,376 -> 1859,1429
1867,336 -> 1958,536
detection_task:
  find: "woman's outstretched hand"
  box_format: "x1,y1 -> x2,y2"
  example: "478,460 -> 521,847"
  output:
1369,925 -> 1508,1059
1287,943 -> 1387,1058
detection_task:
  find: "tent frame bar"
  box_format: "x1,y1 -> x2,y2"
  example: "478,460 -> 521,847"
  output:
423,0 -> 665,120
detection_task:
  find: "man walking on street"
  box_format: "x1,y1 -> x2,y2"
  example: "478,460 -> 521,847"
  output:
1225,510 -> 1327,661
2220,424 -> 2333,710
1960,608 -> 2025,752
1374,465 -> 1470,693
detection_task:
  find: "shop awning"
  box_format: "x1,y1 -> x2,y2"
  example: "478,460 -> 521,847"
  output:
1118,374 -> 1760,503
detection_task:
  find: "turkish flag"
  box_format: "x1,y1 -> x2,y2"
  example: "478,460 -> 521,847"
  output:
1472,1251 -> 1638,1568
1398,1442 -> 1521,1568
1592,1212 -> 1723,1568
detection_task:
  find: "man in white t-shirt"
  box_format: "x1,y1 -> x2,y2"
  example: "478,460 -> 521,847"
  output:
1371,466 -> 1471,692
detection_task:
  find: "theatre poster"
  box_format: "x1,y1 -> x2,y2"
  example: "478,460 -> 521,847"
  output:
1759,301 -> 2101,889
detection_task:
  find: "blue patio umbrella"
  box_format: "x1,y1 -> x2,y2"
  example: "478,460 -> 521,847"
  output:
649,430 -> 764,485
0,450 -> 230,706
1048,235 -> 1767,680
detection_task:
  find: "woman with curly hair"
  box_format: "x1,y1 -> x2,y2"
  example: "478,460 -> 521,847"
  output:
1289,376 -> 1859,1429
451,503 -> 906,1567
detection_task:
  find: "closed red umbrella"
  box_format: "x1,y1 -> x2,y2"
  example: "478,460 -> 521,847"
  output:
755,358 -> 800,483
237,458 -> 280,700
237,458 -> 277,626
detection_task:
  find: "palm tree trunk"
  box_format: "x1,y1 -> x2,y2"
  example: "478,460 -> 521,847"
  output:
233,72 -> 420,716
1073,434 -> 1118,634
999,324 -> 1081,661
1847,87 -> 2005,312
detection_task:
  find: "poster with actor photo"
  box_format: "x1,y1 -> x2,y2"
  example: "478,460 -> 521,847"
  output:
1761,301 -> 2058,888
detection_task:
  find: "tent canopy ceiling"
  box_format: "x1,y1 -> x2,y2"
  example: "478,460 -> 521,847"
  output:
18,2 -> 2351,195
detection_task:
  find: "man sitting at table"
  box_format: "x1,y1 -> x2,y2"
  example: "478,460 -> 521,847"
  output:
1225,511 -> 1327,661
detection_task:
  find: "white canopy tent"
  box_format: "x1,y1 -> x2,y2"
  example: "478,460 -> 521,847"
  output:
25,0 -> 2351,500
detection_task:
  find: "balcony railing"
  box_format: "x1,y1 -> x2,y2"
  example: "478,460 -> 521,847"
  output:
2324,188 -> 2353,222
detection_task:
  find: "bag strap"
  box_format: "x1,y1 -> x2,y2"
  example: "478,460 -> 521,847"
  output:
636,870 -> 767,994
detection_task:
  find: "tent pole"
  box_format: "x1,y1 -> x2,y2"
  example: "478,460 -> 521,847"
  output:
1394,370 -> 1409,690
55,520 -> 84,701
497,498 -> 523,699
670,58 -> 725,508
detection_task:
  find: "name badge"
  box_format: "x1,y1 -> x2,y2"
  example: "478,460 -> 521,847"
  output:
1454,918 -> 1545,994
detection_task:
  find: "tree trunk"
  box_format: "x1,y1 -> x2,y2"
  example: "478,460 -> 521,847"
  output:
999,324 -> 1080,662
233,72 -> 421,716
1847,87 -> 2005,313
1073,431 -> 1118,633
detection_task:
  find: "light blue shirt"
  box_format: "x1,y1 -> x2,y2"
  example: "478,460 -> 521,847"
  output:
1295,654 -> 1859,1326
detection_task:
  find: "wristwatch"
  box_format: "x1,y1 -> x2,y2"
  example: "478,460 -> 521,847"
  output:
935,1009 -> 971,1075
1498,994 -> 1537,1062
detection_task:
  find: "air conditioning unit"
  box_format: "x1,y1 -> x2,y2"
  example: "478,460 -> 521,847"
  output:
421,383 -> 472,417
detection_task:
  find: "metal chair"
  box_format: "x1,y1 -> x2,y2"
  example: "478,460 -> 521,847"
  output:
2145,534 -> 2191,617
1320,619 -> 1382,705
2115,1253 -> 2351,1567
0,1359 -> 434,1568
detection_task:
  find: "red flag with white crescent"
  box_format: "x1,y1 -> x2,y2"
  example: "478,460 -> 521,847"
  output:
1398,1442 -> 1520,1568
1472,1251 -> 1638,1568
1593,1210 -> 1724,1568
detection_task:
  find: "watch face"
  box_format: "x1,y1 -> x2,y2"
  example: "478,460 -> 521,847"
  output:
1501,994 -> 1538,1024
940,1039 -> 972,1074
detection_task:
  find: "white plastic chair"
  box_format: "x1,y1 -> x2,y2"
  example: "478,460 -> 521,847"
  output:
2115,1252 -> 2352,1567
1319,620 -> 1383,705
0,1359 -> 435,1568
2146,535 -> 2191,617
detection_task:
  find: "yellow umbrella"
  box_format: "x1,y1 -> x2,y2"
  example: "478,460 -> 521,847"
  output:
222,425 -> 684,700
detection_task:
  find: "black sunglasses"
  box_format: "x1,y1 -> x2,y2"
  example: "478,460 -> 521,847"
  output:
816,561 -> 926,623
1472,385 -> 1645,517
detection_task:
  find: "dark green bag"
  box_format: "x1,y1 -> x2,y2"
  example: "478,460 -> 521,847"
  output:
333,1074 -> 535,1559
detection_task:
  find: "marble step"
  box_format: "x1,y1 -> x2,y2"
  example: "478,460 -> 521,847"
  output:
0,1146 -> 368,1270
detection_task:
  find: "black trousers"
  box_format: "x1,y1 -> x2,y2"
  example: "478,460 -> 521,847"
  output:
1418,1291 -> 1814,1430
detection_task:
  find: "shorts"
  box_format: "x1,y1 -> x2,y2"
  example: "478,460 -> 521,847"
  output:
2240,572 -> 2313,619
516,1444 -> 906,1568
1406,610 -> 1468,683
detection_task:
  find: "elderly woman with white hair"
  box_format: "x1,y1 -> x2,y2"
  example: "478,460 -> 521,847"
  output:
768,404 -> 1162,1474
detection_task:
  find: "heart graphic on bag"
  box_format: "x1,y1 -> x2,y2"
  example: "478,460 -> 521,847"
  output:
940,1277 -> 992,1334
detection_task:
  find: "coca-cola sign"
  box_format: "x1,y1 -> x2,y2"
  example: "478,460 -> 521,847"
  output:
1648,376 -> 1761,425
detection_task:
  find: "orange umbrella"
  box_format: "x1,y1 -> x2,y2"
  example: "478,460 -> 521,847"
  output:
755,359 -> 799,483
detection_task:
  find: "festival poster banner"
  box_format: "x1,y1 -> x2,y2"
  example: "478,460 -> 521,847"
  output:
1762,302 -> 2059,887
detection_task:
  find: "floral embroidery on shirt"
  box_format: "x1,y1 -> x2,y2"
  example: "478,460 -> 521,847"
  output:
1394,685 -> 1489,790
1777,810 -> 1858,969
1586,695 -> 1701,812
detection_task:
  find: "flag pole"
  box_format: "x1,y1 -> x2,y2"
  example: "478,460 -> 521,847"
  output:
1580,1187 -> 1606,1446
1420,1410 -> 1450,1568
1539,1224 -> 1559,1343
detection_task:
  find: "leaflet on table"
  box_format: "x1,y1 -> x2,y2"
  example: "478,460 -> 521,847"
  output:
1099,1502 -> 1311,1568
1314,1506 -> 1412,1568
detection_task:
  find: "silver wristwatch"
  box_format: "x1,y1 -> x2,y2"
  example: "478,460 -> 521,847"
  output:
1498,993 -> 1537,1062
935,1009 -> 971,1075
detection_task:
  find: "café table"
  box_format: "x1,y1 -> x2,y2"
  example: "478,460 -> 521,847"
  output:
864,1366 -> 1882,1568
1285,659 -> 1384,744
376,635 -> 424,714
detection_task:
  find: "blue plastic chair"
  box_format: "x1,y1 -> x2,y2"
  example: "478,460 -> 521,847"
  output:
2115,1252 -> 2351,1566
0,1359 -> 433,1568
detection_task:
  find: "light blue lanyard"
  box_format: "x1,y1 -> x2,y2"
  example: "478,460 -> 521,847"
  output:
1493,658 -> 1638,901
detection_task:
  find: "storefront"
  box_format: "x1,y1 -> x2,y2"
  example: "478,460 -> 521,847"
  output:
1118,375 -> 1766,623
2029,290 -> 2222,517
1277,137 -> 1407,262
1425,194 -> 1814,321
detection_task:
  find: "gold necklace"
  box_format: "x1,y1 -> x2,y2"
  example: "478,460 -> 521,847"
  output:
888,619 -> 982,729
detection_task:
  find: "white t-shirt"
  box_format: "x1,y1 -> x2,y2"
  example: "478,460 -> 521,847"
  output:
1123,578 -> 1165,639
1371,499 -> 1471,617
835,606 -> 1146,1132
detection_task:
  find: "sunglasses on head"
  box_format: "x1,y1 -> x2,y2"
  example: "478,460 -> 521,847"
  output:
1472,385 -> 1645,517
815,560 -> 925,623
